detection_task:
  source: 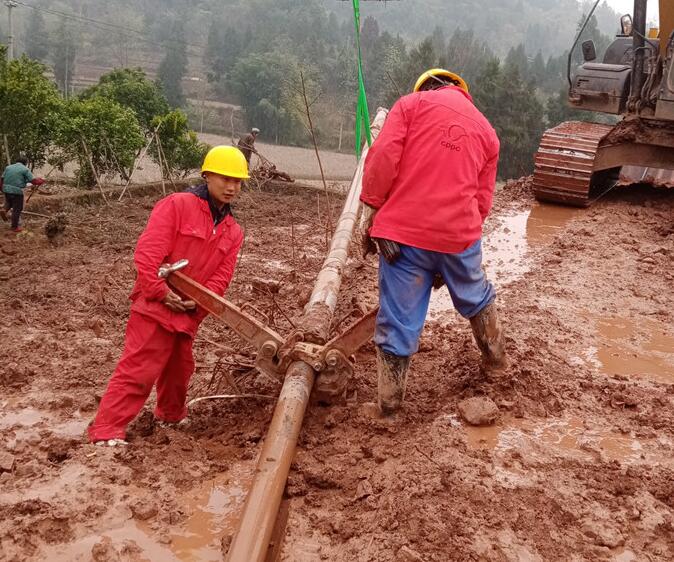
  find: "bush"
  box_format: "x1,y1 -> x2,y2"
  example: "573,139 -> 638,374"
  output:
0,55 -> 61,165
80,68 -> 170,133
152,110 -> 209,179
52,97 -> 145,186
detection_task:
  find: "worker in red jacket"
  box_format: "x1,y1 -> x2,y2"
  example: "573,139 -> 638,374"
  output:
359,68 -> 507,416
88,146 -> 248,445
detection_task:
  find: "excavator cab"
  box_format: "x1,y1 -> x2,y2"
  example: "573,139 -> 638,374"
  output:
533,0 -> 674,206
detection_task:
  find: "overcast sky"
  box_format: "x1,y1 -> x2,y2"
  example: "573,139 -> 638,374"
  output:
603,0 -> 659,21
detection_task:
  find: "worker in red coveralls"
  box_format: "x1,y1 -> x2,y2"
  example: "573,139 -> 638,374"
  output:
359,68 -> 507,416
88,146 -> 248,446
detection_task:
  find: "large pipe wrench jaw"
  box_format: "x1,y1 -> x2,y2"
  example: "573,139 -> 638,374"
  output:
158,259 -> 189,279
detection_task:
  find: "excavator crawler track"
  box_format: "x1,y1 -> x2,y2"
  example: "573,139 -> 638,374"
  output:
533,121 -> 615,207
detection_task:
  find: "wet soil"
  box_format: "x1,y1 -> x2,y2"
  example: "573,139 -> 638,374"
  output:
0,179 -> 673,561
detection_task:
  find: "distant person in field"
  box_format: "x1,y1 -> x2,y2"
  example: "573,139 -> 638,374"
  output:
88,146 -> 248,446
1,156 -> 45,232
237,127 -> 260,165
359,68 -> 506,417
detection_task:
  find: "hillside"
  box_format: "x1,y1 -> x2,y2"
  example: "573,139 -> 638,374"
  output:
326,0 -> 621,57
4,0 -> 622,63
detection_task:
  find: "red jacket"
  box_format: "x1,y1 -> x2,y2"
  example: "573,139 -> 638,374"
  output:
360,86 -> 500,254
129,191 -> 243,337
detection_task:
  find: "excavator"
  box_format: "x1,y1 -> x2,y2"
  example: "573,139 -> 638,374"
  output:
533,0 -> 674,206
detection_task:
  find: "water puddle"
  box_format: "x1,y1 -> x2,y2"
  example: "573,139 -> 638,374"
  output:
525,203 -> 578,246
429,203 -> 577,320
40,462 -> 255,562
41,521 -> 177,562
0,406 -> 44,428
0,406 -> 89,439
461,415 -> 671,466
589,316 -> 674,385
166,462 -> 255,561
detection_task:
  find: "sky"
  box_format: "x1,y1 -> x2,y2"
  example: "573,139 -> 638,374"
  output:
603,0 -> 659,21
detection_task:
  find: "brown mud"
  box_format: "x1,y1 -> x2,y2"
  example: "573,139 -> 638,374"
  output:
0,179 -> 673,561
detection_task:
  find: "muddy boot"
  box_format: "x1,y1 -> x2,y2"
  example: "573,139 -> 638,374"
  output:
376,346 -> 410,416
470,302 -> 508,373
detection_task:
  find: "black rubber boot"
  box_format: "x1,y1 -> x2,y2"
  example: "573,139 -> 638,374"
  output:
469,302 -> 508,372
376,346 -> 410,416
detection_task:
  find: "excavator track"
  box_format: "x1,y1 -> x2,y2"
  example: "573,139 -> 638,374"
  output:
533,121 -> 615,207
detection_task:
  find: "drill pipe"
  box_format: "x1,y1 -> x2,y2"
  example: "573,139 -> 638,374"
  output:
225,107 -> 389,562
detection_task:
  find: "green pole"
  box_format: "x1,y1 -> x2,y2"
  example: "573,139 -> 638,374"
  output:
352,0 -> 372,156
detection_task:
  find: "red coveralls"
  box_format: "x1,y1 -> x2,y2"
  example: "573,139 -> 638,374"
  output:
88,191 -> 243,441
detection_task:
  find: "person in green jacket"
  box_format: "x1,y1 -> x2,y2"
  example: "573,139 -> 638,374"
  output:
1,157 -> 45,232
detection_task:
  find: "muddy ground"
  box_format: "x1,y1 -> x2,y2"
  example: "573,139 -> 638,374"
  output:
0,179 -> 673,562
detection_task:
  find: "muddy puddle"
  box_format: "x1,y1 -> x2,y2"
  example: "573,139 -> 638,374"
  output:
39,461 -> 255,561
456,415 -> 673,466
588,315 -> 674,385
0,404 -> 89,440
428,203 -> 577,319
166,461 -> 254,561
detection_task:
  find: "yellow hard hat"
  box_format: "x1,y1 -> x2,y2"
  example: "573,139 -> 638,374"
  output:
201,145 -> 250,179
413,68 -> 469,94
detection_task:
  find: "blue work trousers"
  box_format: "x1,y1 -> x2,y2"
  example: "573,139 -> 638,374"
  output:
375,240 -> 495,357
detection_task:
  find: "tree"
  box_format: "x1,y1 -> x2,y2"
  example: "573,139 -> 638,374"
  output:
380,37 -> 440,107
545,86 -> 615,127
231,52 -> 304,145
158,21 -> 188,108
0,55 -> 61,165
361,16 -> 380,54
379,36 -> 408,107
473,60 -> 545,179
430,26 -> 446,65
25,10 -> 49,63
546,87 -> 588,126
52,97 -> 145,185
572,14 -> 611,67
530,51 -> 546,86
52,19 -> 78,97
445,28 -> 495,88
504,44 -> 529,79
542,53 -> 569,93
404,38 -> 439,88
151,110 -> 209,178
81,68 -> 170,133
205,22 -> 243,81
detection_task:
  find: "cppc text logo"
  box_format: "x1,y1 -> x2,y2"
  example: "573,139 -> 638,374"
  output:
439,124 -> 467,151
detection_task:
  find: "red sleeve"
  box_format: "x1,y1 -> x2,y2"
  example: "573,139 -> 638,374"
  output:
360,99 -> 409,209
134,196 -> 178,301
192,226 -> 244,324
30,178 -> 45,186
476,136 -> 500,222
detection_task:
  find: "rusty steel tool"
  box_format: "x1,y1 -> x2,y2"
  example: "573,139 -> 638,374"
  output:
161,263 -> 378,384
164,267 -> 285,378
159,260 -> 379,379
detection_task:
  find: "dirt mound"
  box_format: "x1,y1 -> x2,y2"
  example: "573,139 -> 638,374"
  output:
494,175 -> 535,212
